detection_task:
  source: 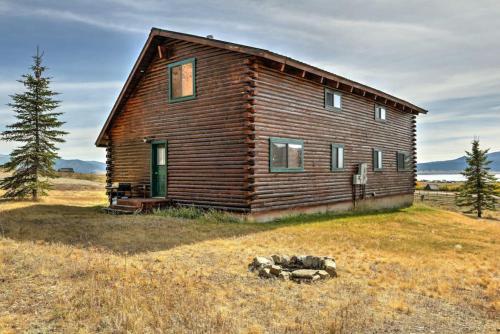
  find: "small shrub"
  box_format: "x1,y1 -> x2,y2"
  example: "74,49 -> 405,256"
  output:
202,209 -> 242,224
153,206 -> 243,223
328,299 -> 370,334
439,184 -> 462,192
153,206 -> 204,219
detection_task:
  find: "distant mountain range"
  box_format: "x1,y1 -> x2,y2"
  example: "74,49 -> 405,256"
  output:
0,154 -> 106,174
418,151 -> 500,174
1,151 -> 499,175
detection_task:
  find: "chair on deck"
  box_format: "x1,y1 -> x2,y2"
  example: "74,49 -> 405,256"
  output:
107,183 -> 132,205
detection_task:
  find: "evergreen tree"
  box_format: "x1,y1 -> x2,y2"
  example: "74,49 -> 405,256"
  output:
455,139 -> 497,217
0,48 -> 67,200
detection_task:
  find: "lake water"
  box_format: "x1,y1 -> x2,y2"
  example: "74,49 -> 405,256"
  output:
417,174 -> 500,182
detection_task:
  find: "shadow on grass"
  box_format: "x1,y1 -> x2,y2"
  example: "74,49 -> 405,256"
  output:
270,206 -> 410,226
0,203 -> 408,255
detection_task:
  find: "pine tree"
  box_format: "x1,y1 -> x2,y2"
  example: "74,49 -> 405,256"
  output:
0,48 -> 67,200
455,139 -> 497,217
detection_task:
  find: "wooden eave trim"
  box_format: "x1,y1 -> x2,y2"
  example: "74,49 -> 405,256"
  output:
95,31 -> 157,147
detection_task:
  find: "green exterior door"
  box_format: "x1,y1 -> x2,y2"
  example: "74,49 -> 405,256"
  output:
151,142 -> 167,197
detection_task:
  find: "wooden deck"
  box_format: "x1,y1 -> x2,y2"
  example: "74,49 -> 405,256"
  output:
104,198 -> 171,214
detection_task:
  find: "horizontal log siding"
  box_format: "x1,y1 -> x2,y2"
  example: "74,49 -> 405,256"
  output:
251,63 -> 415,211
109,40 -> 250,209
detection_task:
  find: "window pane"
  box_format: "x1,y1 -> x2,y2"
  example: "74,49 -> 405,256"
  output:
334,93 -> 341,109
380,107 -> 386,120
404,153 -> 410,170
377,151 -> 383,169
171,65 -> 182,98
326,91 -> 334,108
181,63 -> 193,96
332,147 -> 338,168
271,143 -> 287,168
157,146 -> 166,166
288,143 -> 303,168
338,147 -> 344,168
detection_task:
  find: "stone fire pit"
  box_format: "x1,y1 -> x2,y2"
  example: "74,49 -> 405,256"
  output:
249,255 -> 337,283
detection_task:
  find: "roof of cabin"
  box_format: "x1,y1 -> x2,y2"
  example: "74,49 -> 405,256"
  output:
424,184 -> 440,190
96,27 -> 428,147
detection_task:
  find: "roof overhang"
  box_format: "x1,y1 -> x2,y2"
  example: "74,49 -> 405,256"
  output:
95,28 -> 428,147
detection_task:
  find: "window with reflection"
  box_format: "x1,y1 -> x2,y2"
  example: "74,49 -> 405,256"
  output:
325,88 -> 342,111
168,58 -> 195,102
271,142 -> 287,168
270,138 -> 304,172
331,144 -> 344,170
157,146 -> 166,166
375,105 -> 386,121
373,148 -> 383,171
397,151 -> 411,171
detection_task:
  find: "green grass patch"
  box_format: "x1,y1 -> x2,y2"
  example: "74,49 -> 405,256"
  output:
153,206 -> 205,220
153,206 -> 243,224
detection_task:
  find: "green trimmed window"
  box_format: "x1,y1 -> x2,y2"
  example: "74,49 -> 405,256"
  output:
325,88 -> 342,111
331,144 -> 344,170
269,137 -> 304,172
168,58 -> 196,102
374,105 -> 386,121
373,148 -> 383,171
397,151 -> 411,171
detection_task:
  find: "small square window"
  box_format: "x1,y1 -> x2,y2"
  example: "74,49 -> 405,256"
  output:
375,105 -> 386,121
269,138 -> 304,172
331,144 -> 344,170
168,58 -> 196,102
397,151 -> 411,171
325,89 -> 342,110
373,149 -> 383,171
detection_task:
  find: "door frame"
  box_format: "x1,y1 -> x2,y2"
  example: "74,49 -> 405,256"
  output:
150,140 -> 168,198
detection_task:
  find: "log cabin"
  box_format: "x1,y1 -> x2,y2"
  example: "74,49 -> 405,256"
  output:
95,28 -> 427,220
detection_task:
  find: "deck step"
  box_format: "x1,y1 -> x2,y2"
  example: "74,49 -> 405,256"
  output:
111,204 -> 139,211
104,198 -> 171,215
116,199 -> 142,207
103,208 -> 134,215
103,205 -> 141,215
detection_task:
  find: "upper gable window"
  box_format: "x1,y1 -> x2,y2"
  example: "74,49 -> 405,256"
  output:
168,58 -> 196,102
325,88 -> 342,111
374,105 -> 386,121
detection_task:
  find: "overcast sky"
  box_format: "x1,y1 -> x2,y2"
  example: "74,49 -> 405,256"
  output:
0,0 -> 499,162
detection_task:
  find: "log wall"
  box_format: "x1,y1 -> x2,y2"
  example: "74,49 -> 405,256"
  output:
250,61 -> 415,212
108,40 -> 251,210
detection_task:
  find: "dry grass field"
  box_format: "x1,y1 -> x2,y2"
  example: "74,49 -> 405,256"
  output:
0,175 -> 499,333
415,180 -> 500,193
